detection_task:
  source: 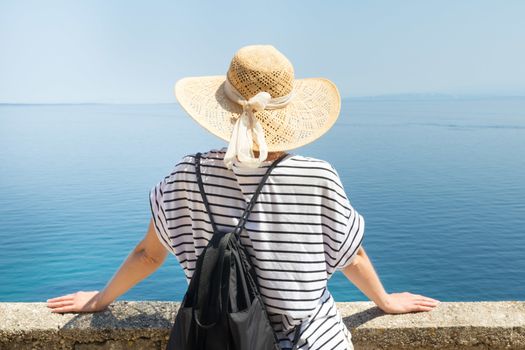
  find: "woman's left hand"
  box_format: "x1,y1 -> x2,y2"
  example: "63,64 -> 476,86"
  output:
377,291 -> 440,314
46,290 -> 107,313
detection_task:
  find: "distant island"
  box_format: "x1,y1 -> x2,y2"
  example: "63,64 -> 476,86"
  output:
344,93 -> 525,101
1,94 -> 525,105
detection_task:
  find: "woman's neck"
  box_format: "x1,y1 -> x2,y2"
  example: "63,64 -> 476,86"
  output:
253,150 -> 285,161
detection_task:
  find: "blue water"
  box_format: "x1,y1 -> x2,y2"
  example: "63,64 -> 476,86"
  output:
1,98 -> 524,303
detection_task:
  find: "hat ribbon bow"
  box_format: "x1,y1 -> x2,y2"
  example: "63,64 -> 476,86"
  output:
223,78 -> 294,169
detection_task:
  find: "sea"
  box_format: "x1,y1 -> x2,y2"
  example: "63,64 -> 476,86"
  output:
1,96 -> 524,303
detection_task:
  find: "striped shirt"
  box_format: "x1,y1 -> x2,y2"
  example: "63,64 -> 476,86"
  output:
149,147 -> 365,350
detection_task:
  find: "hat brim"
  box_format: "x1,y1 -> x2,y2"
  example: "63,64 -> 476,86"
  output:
174,76 -> 341,152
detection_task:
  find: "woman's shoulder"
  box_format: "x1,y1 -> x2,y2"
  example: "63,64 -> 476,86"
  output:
168,147 -> 233,179
175,148 -> 229,167
286,153 -> 333,167
282,153 -> 340,177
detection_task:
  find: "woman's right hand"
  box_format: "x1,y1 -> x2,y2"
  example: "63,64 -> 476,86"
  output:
46,290 -> 108,314
377,292 -> 440,314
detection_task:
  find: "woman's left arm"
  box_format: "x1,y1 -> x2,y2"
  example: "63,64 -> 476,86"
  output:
46,218 -> 168,313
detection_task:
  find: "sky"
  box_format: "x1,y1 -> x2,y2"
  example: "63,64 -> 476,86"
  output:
1,0 -> 525,103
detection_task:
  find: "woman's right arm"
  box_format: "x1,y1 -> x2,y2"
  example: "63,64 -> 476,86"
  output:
46,219 -> 168,313
342,246 -> 440,314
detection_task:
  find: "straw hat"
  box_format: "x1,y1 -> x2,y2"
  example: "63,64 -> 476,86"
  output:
174,44 -> 341,168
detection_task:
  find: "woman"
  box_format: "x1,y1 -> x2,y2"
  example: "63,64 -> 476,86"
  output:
47,45 -> 440,349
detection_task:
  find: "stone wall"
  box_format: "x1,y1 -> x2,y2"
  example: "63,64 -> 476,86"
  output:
1,301 -> 524,349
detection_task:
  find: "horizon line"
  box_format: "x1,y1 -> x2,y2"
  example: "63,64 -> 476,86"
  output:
2,92 -> 525,105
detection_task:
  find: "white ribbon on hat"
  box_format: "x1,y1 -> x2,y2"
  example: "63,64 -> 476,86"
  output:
223,78 -> 294,169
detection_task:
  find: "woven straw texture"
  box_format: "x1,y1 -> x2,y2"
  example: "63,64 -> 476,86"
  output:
174,45 -> 341,152
227,45 -> 295,99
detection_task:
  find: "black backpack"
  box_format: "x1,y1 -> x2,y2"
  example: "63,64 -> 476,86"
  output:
166,152 -> 302,350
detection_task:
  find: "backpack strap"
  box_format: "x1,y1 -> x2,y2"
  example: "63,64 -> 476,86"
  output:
195,152 -> 219,233
233,152 -> 289,237
291,323 -> 302,350
195,151 -> 288,236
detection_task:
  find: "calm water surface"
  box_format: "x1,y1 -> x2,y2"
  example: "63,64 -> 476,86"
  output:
1,97 -> 524,302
